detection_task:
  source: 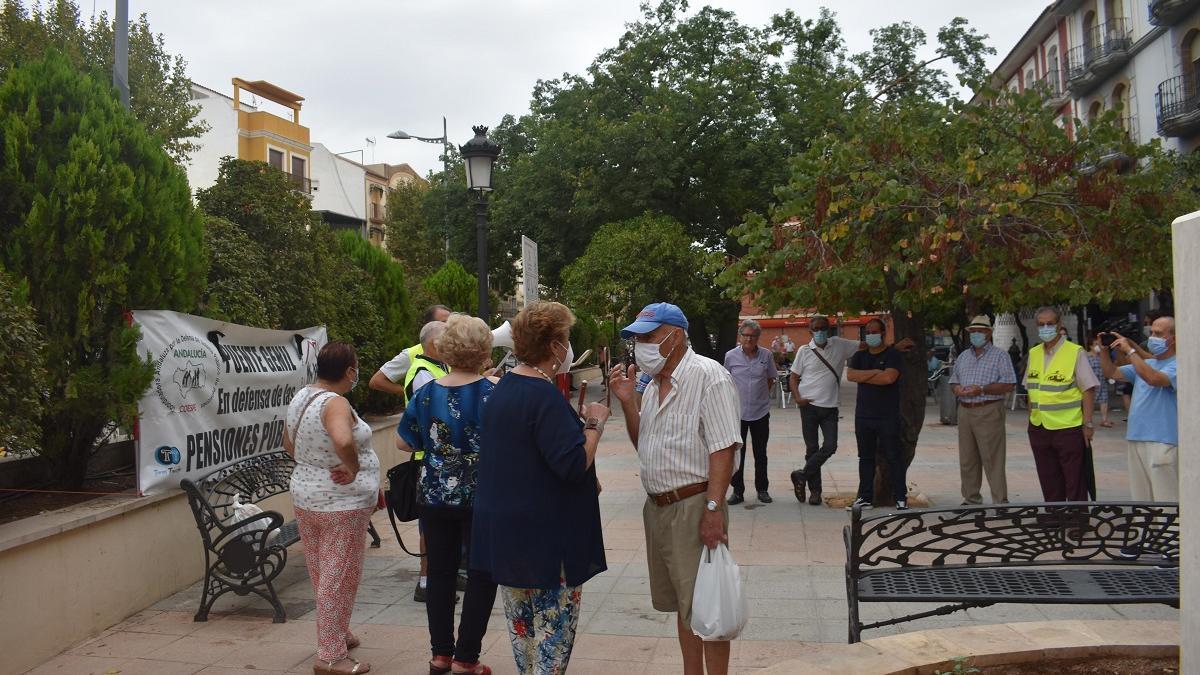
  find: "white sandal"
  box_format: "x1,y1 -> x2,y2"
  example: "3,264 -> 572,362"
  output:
314,656 -> 371,674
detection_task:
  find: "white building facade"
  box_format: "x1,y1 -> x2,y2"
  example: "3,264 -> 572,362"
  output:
986,0 -> 1200,153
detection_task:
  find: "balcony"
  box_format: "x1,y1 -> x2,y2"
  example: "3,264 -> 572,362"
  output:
1065,19 -> 1134,96
369,202 -> 385,224
286,171 -> 315,194
1148,0 -> 1200,26
1156,72 -> 1200,137
1034,70 -> 1071,108
1079,115 -> 1138,174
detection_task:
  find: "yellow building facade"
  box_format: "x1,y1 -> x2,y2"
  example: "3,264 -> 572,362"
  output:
231,78 -> 312,192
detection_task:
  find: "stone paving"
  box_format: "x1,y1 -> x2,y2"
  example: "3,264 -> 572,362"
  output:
27,385 -> 1177,674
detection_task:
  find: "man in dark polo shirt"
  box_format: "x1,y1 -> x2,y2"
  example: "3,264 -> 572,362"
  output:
845,318 -> 908,511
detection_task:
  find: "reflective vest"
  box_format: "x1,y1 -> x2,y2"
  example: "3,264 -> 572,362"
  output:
402,352 -> 448,461
1027,340 -> 1084,430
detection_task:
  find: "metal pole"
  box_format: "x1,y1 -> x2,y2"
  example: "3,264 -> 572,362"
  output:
113,0 -> 129,109
442,116 -> 450,260
475,193 -> 489,320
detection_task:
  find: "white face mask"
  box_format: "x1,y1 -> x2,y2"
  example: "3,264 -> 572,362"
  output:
635,329 -> 678,376
553,341 -> 574,374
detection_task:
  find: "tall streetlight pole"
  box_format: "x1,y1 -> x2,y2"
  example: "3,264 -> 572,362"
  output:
459,126 -> 501,322
113,0 -> 129,109
387,117 -> 452,258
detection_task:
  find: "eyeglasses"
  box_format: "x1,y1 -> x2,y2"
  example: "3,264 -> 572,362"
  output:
740,333 -> 760,338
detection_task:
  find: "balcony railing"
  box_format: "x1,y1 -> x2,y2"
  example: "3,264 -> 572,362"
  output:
370,202 -> 385,223
286,172 -> 314,194
1156,72 -> 1200,137
1034,69 -> 1068,102
1148,0 -> 1200,26
1066,19 -> 1133,95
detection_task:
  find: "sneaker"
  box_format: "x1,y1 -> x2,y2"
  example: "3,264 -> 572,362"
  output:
728,493 -> 745,505
413,583 -> 426,603
757,491 -> 773,504
895,500 -> 909,511
1118,545 -> 1143,560
790,470 -> 806,503
845,498 -> 874,512
808,491 -> 822,506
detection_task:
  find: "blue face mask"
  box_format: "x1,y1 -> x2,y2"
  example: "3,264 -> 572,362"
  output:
1147,336 -> 1170,356
865,333 -> 883,348
812,330 -> 828,345
1038,326 -> 1059,343
970,332 -> 988,349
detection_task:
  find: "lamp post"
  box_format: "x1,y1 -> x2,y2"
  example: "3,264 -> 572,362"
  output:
387,117 -> 452,257
609,291 -> 619,367
459,125 -> 501,322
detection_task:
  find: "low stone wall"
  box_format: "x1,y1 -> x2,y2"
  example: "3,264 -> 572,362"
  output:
0,415 -> 401,675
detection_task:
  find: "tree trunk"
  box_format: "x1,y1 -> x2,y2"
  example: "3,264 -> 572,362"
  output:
872,309 -> 926,505
44,411 -> 103,490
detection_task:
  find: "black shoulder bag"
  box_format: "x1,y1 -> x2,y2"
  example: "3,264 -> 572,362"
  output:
385,457 -> 424,557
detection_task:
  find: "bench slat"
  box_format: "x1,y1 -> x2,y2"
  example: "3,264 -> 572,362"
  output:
858,567 -> 1178,603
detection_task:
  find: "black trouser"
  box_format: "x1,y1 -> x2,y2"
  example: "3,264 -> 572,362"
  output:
732,414 -> 770,495
798,405 -> 839,493
419,506 -> 497,662
854,416 -> 907,503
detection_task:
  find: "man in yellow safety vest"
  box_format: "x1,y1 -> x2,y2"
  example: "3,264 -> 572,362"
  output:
1024,306 -> 1099,501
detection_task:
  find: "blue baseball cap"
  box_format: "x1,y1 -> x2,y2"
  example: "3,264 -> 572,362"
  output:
621,302 -> 689,339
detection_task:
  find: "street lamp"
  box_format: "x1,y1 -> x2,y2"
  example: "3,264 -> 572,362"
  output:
459,125 -> 501,322
387,117 -> 452,257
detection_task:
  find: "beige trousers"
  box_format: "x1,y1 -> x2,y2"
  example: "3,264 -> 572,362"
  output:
958,400 -> 1009,504
1128,441 -> 1178,501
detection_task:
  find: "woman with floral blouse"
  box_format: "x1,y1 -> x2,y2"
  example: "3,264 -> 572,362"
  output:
397,314 -> 497,675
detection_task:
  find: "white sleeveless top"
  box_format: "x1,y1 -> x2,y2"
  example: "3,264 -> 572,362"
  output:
287,386 -> 380,512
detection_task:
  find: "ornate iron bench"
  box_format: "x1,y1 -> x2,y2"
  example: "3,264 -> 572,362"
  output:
180,450 -> 380,623
844,502 -> 1179,643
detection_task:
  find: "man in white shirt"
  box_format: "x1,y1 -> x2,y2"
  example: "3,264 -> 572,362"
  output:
369,304 -> 451,399
787,315 -> 860,505
610,302 -> 741,675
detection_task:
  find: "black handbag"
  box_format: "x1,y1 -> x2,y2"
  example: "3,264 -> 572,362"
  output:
385,457 -> 423,556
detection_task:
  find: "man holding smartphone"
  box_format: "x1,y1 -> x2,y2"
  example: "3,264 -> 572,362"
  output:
1098,317 -> 1178,510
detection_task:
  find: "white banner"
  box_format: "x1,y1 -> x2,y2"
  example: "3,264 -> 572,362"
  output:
522,235 -> 539,308
132,310 -> 327,495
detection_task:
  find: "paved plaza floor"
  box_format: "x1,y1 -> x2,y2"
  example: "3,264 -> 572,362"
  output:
27,385 -> 1178,674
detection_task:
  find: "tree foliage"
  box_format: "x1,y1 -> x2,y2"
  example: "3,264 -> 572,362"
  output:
385,178 -> 443,281
423,260 -> 478,316
561,213 -> 724,354
0,52 -> 205,486
0,0 -> 207,162
0,265 -> 45,456
196,158 -> 390,410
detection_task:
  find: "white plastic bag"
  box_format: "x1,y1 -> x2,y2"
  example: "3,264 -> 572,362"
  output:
690,543 -> 748,641
226,493 -> 276,544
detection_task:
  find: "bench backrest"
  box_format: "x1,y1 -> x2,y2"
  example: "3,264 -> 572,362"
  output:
846,502 -> 1179,573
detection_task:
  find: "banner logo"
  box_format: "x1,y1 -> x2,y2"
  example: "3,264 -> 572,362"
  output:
153,335 -> 221,414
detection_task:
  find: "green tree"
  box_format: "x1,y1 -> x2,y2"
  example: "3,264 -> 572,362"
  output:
0,52 -> 205,486
385,178 -> 443,281
423,260 -> 478,315
721,41 -> 1199,502
0,0 -> 207,163
561,214 -> 724,353
0,265 -> 45,456
198,215 -> 276,328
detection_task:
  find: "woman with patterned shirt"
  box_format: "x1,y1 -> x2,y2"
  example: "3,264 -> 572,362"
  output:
397,313 -> 498,675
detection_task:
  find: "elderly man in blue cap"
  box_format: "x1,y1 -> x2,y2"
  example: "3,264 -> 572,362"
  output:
609,302 -> 742,675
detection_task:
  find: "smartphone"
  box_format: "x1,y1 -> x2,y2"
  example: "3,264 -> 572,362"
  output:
1100,332 -> 1117,347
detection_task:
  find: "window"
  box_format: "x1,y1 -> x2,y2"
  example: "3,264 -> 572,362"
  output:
291,155 -> 306,178
268,148 -> 284,170
1047,46 -> 1060,90
1087,100 -> 1103,124
1025,68 -> 1035,91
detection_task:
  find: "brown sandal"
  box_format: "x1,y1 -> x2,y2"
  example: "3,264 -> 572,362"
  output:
314,656 -> 370,674
429,656 -> 452,674
451,660 -> 491,675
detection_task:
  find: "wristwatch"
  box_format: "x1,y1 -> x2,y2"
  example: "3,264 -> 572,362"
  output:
585,417 -> 603,432
705,499 -> 719,512
1084,422 -> 1095,429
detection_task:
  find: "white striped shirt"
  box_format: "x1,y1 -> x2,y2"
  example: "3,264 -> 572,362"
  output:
637,348 -> 743,494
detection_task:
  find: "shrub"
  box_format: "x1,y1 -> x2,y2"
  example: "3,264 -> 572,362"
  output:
0,266 -> 46,456
0,52 -> 205,486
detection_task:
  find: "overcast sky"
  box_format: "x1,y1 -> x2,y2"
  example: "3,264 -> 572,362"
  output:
117,1 -> 1049,176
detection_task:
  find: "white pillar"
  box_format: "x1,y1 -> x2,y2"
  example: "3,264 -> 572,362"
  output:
1172,209 -> 1200,670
